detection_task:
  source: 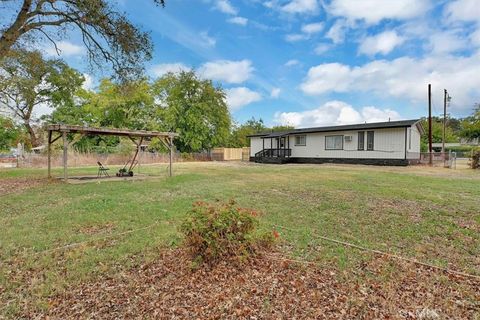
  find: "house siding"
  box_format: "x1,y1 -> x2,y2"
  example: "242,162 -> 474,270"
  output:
406,125 -> 421,159
289,127 -> 406,159
250,137 -> 264,157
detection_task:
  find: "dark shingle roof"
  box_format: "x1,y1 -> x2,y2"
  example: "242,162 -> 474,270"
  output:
247,119 -> 421,138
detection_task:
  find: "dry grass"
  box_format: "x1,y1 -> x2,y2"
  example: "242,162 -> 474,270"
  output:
1,161 -> 479,318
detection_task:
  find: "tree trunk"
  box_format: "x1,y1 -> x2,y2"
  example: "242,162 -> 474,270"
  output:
24,121 -> 39,147
0,0 -> 32,59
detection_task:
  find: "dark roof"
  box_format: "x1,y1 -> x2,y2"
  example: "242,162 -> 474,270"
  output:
247,119 -> 421,138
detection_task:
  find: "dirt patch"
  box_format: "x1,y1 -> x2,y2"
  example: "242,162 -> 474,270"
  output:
0,177 -> 47,196
40,249 -> 479,319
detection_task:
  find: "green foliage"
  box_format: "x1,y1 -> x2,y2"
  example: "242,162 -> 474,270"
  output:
445,145 -> 477,153
271,125 -> 295,132
0,49 -> 84,146
420,117 -> 459,151
180,200 -> 260,264
228,118 -> 267,147
152,71 -> 231,152
460,104 -> 480,140
50,78 -> 154,130
0,116 -> 21,151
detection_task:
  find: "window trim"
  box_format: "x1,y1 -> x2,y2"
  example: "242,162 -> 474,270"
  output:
357,131 -> 365,150
325,135 -> 344,150
294,135 -> 306,146
366,131 -> 374,151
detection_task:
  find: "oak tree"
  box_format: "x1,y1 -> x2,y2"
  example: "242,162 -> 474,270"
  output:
0,49 -> 84,146
0,0 -> 165,79
152,71 -> 231,152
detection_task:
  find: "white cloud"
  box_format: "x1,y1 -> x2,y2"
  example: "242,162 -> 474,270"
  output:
215,0 -> 237,15
300,63 -> 352,94
301,22 -> 324,34
44,41 -> 84,57
263,1 -> 276,9
285,59 -> 300,67
274,100 -> 401,128
359,30 -> 405,56
326,19 -> 347,44
199,59 -> 253,83
300,53 -> 480,110
285,33 -> 309,42
428,30 -> 468,54
151,63 -> 189,77
270,87 -> 281,98
282,0 -> 319,14
228,16 -> 248,26
225,87 -> 262,111
82,74 -> 94,90
199,31 -> 216,47
471,28 -> 480,47
445,0 -> 480,23
314,43 -> 331,55
328,0 -> 431,24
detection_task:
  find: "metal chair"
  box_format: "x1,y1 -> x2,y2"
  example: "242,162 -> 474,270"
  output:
97,161 -> 110,178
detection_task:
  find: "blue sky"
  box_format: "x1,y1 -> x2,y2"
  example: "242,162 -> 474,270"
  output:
41,0 -> 480,127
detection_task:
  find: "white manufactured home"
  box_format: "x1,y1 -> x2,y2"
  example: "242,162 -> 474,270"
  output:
248,119 -> 424,166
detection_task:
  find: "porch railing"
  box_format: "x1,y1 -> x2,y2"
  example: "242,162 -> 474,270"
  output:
255,148 -> 292,158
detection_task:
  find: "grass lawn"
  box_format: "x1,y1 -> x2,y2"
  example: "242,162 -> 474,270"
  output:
1,162 -> 479,317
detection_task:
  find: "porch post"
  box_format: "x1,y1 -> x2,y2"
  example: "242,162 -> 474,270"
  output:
262,138 -> 264,151
62,131 -> 68,182
47,130 -> 52,178
287,136 -> 290,156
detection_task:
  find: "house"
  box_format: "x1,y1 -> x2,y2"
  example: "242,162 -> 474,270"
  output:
248,119 -> 424,166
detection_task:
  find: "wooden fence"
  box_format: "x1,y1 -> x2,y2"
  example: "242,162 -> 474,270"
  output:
16,151 -> 211,168
211,147 -> 250,161
12,148 -> 250,168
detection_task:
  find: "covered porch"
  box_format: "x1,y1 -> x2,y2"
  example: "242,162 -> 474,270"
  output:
254,132 -> 292,163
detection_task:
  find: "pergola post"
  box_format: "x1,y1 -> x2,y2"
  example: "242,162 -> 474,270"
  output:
169,136 -> 173,177
47,130 -> 52,178
62,131 -> 68,182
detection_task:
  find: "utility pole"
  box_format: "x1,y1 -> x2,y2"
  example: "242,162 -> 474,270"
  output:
428,84 -> 432,166
443,90 -> 451,167
442,89 -> 447,154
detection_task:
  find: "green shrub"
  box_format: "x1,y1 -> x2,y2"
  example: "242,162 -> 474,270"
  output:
445,145 -> 476,153
180,200 -> 262,264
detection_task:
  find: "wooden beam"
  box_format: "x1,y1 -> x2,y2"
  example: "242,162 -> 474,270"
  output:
128,135 -> 141,146
62,131 -> 68,182
128,137 -> 143,172
50,133 -> 62,144
46,124 -> 178,138
47,130 -> 52,178
169,136 -> 173,177
158,137 -> 170,150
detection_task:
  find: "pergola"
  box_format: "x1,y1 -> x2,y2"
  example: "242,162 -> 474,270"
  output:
46,124 -> 179,181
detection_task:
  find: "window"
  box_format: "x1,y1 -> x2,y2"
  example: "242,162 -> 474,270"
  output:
325,135 -> 343,150
294,135 -> 306,146
357,131 -> 365,150
367,131 -> 374,151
